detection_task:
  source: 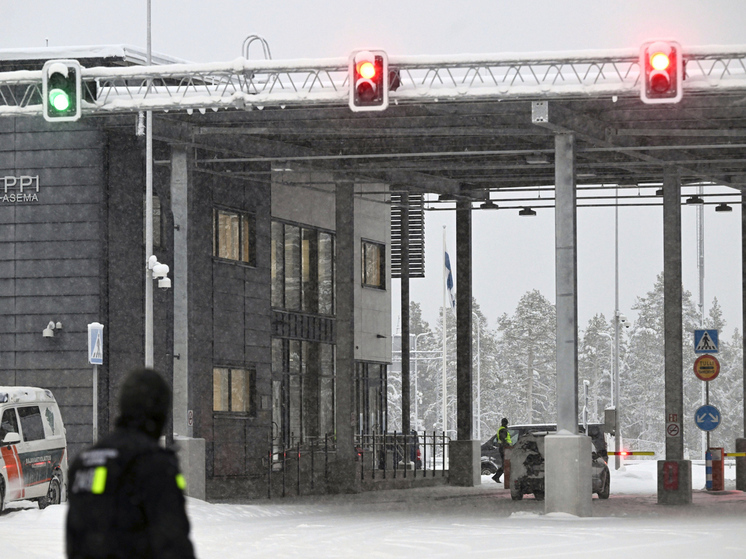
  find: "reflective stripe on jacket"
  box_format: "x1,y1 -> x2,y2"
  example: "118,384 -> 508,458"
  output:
497,426 -> 512,445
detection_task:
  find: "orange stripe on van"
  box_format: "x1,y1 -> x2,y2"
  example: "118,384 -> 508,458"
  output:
1,445 -> 22,499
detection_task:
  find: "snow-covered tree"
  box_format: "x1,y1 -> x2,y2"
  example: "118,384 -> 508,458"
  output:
495,290 -> 557,425
578,314 -> 614,423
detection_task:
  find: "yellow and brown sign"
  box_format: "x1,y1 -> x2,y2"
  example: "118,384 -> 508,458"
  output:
693,354 -> 720,382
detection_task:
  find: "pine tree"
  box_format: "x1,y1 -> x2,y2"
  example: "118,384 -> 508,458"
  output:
579,314 -> 613,423
495,290 -> 557,424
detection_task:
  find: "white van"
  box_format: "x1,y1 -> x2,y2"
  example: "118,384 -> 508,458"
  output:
0,387 -> 68,512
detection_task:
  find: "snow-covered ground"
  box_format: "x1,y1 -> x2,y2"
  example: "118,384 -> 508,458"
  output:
3,460 -> 744,559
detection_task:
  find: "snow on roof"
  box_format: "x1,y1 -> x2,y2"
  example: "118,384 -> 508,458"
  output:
0,386 -> 57,404
0,44 -> 188,66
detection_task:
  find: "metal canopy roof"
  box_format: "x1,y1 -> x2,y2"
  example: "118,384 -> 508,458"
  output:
180,90 -> 746,211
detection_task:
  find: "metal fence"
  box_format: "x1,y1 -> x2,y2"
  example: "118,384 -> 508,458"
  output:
355,431 -> 450,481
267,434 -> 333,498
265,431 -> 450,498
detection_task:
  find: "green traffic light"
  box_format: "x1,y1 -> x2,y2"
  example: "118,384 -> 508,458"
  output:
49,88 -> 71,112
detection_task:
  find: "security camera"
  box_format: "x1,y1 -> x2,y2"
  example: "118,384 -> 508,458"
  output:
152,263 -> 169,279
43,321 -> 55,338
158,277 -> 171,289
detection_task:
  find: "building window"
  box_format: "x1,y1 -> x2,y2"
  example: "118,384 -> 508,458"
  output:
213,208 -> 256,266
213,367 -> 255,414
271,221 -> 335,315
355,362 -> 387,436
362,240 -> 385,289
272,339 -> 335,447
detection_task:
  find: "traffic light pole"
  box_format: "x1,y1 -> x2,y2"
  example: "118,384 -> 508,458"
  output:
144,0 -> 154,369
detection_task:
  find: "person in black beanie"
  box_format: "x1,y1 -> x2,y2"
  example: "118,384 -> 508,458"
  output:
66,368 -> 196,559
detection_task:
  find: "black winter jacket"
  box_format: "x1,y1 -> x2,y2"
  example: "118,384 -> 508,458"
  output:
66,428 -> 196,559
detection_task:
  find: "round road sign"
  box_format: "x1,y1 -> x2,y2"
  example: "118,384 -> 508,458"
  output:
693,354 -> 720,381
694,404 -> 721,432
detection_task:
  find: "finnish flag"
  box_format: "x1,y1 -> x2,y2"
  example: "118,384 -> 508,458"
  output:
445,251 -> 456,311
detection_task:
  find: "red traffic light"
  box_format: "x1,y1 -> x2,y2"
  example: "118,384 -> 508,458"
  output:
650,51 -> 670,71
640,40 -> 683,104
357,60 -> 376,80
349,49 -> 389,112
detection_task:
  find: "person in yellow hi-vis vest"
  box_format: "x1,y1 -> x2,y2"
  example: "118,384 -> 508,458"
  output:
66,369 -> 195,559
493,417 -> 512,483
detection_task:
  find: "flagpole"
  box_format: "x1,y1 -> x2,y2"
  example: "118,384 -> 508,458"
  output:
442,226 -> 447,435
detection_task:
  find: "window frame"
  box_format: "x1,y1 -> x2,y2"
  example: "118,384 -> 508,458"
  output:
212,366 -> 257,416
213,207 -> 257,267
271,219 -> 336,315
17,405 -> 45,442
361,239 -> 386,290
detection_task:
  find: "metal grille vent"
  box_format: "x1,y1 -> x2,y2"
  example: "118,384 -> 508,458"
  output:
391,193 -> 425,278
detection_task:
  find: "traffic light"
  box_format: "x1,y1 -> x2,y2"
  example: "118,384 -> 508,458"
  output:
640,40 -> 683,104
348,50 -> 388,112
42,60 -> 82,122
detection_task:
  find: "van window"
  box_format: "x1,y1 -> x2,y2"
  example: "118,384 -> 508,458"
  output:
44,406 -> 58,436
0,408 -> 19,440
18,406 -> 45,442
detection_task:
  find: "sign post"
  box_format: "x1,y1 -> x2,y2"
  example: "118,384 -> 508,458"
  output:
88,322 -> 104,442
692,329 -> 719,454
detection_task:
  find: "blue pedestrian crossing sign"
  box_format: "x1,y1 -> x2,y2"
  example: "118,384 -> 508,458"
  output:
88,322 -> 104,365
694,329 -> 718,354
695,404 -> 721,432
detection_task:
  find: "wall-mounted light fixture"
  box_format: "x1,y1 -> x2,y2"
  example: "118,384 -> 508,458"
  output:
685,195 -> 704,205
43,321 -> 63,338
715,203 -> 732,213
479,200 -> 499,210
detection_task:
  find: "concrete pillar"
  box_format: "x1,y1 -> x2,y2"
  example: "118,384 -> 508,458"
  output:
174,436 -> 205,500
658,166 -> 692,505
739,193 -> 746,492
451,196 -> 479,486
545,133 -> 590,516
736,438 -> 746,491
170,146 -> 190,438
332,179 -> 357,492
554,133 -> 578,435
545,434 -> 592,516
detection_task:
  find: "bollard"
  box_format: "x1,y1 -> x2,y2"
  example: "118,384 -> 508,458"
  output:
709,447 -> 725,491
705,451 -> 712,490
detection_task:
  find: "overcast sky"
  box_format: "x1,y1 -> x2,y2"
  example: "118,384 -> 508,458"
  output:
3,1 -> 746,338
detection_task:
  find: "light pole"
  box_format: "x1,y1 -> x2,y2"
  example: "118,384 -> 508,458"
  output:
473,312 -> 481,440
611,187 -> 626,470
613,310 -> 629,469
144,0 -> 154,368
412,332 -> 431,431
600,332 -> 614,405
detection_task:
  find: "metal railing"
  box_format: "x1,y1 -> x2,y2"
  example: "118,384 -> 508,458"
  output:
267,433 -> 333,498
265,430 -> 450,497
355,430 -> 450,481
